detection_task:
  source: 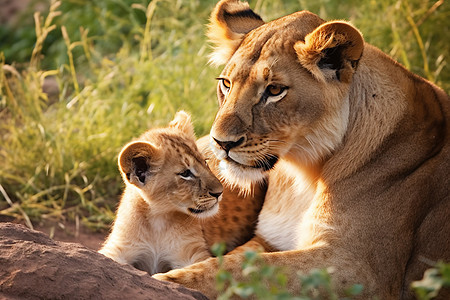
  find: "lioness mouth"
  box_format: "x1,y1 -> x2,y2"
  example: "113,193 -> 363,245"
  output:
226,155 -> 279,171
252,155 -> 279,171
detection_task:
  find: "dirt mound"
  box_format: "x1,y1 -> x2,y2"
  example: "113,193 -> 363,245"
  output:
0,223 -> 208,299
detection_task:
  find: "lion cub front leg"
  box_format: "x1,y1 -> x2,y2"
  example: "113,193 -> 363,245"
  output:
227,235 -> 276,255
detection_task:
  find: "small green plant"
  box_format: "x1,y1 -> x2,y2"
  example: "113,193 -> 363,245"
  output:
211,243 -> 363,299
297,268 -> 364,300
411,261 -> 450,300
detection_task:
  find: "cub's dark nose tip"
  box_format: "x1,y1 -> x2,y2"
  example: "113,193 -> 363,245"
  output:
209,191 -> 223,199
213,136 -> 245,152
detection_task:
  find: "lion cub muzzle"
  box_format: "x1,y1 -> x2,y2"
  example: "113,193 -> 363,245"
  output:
188,186 -> 223,218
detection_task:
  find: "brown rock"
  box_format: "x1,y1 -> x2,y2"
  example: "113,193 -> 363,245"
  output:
0,223 -> 208,300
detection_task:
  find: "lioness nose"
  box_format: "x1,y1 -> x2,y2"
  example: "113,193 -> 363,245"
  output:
209,191 -> 223,199
213,136 -> 245,152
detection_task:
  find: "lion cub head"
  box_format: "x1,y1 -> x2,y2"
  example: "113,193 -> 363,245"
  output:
207,0 -> 364,187
119,111 -> 223,218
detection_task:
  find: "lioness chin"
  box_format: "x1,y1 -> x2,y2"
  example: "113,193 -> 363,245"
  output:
154,0 -> 450,299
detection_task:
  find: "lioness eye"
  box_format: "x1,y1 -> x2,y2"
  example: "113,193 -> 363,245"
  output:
264,84 -> 288,104
267,85 -> 284,96
222,79 -> 231,88
217,78 -> 231,96
179,169 -> 194,180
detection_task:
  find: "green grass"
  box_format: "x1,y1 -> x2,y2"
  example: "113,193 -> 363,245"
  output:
0,0 -> 449,230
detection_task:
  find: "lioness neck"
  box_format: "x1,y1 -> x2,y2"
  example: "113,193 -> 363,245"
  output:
322,44 -> 444,182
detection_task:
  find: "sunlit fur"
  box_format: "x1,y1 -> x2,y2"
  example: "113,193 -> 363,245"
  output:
99,111 -> 223,275
153,1 -> 450,299
207,0 -> 264,66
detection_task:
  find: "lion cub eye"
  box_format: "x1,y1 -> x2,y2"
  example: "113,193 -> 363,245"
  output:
178,169 -> 195,180
264,84 -> 288,104
217,78 -> 231,96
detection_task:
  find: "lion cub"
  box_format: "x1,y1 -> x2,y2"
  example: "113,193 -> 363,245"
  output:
99,111 -> 223,275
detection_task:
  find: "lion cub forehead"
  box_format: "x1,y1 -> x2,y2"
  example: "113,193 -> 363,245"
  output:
158,132 -> 204,165
139,129 -> 202,161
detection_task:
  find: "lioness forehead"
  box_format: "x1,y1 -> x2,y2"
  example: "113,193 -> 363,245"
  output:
225,11 -> 324,79
241,12 -> 323,56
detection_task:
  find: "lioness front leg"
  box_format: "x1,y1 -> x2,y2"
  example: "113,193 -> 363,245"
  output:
153,247 -> 378,299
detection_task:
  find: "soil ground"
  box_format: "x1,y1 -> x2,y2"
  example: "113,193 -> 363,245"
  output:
0,215 -> 107,251
34,221 -> 107,250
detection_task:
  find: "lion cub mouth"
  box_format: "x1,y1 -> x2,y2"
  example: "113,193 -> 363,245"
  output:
188,208 -> 207,214
188,198 -> 219,217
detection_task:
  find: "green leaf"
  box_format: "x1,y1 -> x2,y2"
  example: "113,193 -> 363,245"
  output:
211,242 -> 226,257
345,284 -> 364,296
411,264 -> 449,300
233,284 -> 254,298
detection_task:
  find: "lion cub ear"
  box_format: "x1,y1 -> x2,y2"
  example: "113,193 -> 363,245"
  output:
294,21 -> 364,83
207,0 -> 265,66
169,110 -> 196,140
118,141 -> 162,188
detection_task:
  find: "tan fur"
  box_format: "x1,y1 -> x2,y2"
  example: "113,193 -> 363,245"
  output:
207,0 -> 264,66
196,135 -> 266,253
153,1 -> 450,299
99,111 -> 223,275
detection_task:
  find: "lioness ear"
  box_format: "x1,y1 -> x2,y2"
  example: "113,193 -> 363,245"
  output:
118,141 -> 162,187
207,0 -> 265,66
169,110 -> 195,140
294,21 -> 364,83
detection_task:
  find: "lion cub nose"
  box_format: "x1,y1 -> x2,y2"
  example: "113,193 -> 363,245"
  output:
209,191 -> 223,199
213,136 -> 245,152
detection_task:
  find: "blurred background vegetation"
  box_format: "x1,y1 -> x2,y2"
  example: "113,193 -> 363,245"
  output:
0,0 -> 448,231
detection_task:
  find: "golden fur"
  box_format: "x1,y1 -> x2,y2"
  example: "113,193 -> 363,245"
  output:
99,111 -> 223,275
197,135 -> 267,253
153,1 -> 450,299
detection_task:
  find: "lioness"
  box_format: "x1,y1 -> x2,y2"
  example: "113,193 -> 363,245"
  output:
154,0 -> 450,299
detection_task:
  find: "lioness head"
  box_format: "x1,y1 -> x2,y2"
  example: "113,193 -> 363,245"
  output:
119,111 -> 223,218
208,0 -> 364,187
